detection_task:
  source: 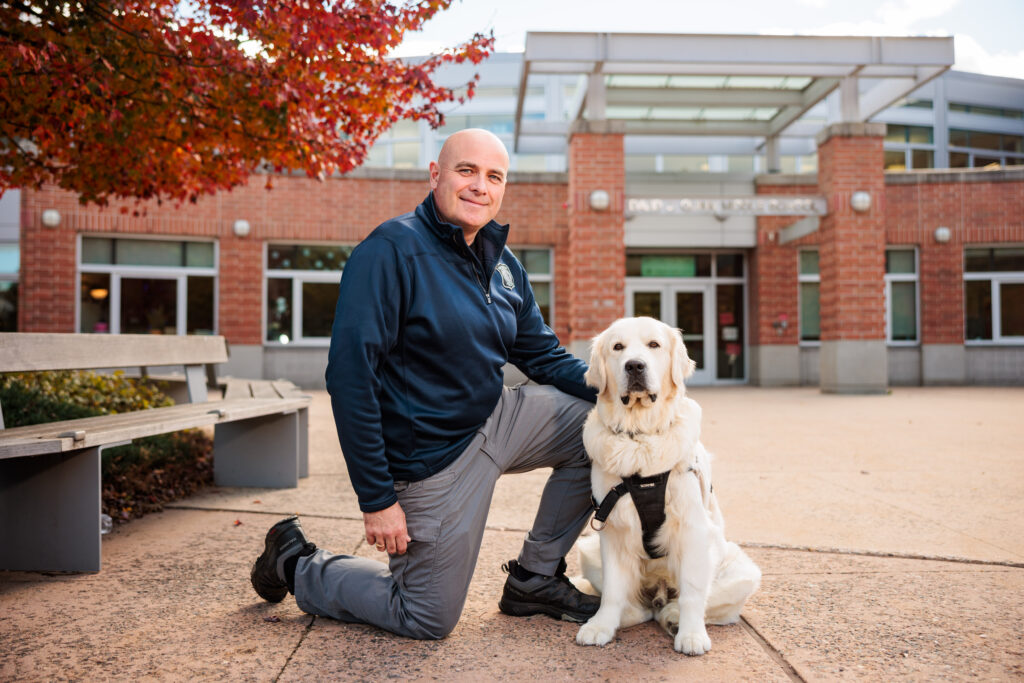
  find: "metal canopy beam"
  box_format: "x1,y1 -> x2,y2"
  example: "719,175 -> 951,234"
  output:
514,31 -> 954,152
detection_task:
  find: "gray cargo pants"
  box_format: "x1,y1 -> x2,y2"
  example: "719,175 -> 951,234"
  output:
293,384 -> 594,639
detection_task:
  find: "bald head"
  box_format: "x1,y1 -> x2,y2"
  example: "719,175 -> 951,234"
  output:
429,128 -> 510,240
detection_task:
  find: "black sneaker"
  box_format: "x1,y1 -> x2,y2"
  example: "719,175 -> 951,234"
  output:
250,515 -> 313,603
498,559 -> 600,623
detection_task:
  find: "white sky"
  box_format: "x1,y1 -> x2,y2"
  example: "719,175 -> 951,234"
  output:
394,0 -> 1024,79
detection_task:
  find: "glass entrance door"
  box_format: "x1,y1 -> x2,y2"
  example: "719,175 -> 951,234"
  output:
626,283 -> 714,384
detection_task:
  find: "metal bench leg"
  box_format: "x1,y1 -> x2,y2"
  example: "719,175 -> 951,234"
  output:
0,447 -> 102,572
298,407 -> 309,479
214,411 -> 299,488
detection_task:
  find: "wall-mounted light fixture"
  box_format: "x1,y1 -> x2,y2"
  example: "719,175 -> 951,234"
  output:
850,191 -> 871,213
233,219 -> 251,237
588,189 -> 610,211
934,226 -> 951,243
41,209 -> 61,228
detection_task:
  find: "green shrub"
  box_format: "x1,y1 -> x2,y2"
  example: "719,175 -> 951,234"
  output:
0,370 -> 212,522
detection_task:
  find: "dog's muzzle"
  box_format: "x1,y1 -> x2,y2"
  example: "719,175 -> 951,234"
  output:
621,359 -> 656,405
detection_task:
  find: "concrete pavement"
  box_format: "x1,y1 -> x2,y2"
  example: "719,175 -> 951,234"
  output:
2,386 -> 1022,681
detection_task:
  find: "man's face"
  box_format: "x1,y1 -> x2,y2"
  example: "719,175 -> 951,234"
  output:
429,129 -> 508,236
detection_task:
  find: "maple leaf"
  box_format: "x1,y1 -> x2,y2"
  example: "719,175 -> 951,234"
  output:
0,1 -> 493,207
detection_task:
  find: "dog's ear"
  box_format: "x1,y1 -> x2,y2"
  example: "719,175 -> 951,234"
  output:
584,332 -> 608,395
671,327 -> 696,388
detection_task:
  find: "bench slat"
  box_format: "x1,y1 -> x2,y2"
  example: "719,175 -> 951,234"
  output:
0,333 -> 228,372
249,381 -> 279,399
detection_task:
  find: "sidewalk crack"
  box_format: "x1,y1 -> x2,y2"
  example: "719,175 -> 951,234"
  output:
273,614 -> 316,683
740,616 -> 805,682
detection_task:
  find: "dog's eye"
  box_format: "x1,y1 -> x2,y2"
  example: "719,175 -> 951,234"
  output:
612,343 -> 624,351
648,341 -> 660,349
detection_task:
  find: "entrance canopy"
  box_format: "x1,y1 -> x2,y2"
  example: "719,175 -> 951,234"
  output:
513,32 -> 954,153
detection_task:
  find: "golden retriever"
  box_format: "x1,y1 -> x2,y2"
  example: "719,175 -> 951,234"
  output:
574,316 -> 760,655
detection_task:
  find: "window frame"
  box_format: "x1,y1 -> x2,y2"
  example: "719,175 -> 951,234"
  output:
964,246 -> 1024,345
884,247 -> 920,345
263,241 -> 352,347
75,234 -> 219,336
510,246 -> 555,328
798,249 -> 821,345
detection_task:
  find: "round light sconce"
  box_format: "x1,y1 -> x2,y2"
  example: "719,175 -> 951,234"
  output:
850,191 -> 871,213
934,226 -> 951,243
588,189 -> 610,211
41,209 -> 61,228
232,219 -> 251,237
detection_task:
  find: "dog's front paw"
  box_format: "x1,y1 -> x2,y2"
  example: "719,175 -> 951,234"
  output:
576,619 -> 616,647
674,628 -> 712,656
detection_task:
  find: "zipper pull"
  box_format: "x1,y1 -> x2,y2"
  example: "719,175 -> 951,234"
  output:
485,292 -> 492,304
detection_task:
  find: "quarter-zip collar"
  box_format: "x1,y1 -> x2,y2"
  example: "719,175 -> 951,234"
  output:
416,192 -> 510,283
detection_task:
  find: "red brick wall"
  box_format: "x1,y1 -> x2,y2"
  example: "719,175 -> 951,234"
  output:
886,176 -> 1024,344
20,173 -> 572,343
566,132 -> 625,344
816,132 -> 887,341
752,183 -> 819,346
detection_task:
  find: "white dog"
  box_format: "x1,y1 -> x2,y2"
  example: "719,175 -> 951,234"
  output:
574,317 -> 760,655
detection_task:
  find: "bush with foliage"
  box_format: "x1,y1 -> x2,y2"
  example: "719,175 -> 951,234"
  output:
0,370 -> 212,523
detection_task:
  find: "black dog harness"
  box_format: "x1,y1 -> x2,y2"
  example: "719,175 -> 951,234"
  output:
591,462 -> 711,559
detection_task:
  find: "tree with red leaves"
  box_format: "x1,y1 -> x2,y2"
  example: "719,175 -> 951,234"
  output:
0,1 -> 492,206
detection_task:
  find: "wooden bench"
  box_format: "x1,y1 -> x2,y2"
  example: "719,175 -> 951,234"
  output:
0,333 -> 311,573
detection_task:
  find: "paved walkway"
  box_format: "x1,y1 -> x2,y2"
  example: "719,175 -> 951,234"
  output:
2,386 -> 1023,681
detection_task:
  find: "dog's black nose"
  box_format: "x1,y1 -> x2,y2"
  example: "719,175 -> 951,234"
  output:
625,360 -> 646,376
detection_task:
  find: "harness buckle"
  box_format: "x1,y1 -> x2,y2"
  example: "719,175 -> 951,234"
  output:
590,518 -> 607,532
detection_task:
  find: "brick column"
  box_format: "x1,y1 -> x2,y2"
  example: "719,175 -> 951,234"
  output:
566,121 -> 625,358
18,189 -> 78,332
816,123 -> 888,393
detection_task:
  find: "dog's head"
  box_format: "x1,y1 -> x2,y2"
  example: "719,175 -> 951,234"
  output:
585,316 -> 696,409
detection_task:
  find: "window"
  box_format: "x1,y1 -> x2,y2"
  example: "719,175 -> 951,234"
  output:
0,242 -> 17,331
265,244 -> 353,344
510,247 -> 554,326
948,130 -> 1024,168
965,247 -> 1024,343
949,102 -> 1024,119
884,124 -> 935,170
885,249 -> 918,344
798,250 -> 820,342
78,237 -> 217,335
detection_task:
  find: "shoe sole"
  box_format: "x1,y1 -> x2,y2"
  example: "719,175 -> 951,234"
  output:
498,598 -> 592,623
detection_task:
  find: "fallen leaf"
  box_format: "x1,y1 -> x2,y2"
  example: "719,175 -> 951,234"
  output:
252,500 -> 262,504
233,519 -> 243,526
264,615 -> 281,623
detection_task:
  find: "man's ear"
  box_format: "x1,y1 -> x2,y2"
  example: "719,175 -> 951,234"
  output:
428,161 -> 440,189
584,333 -> 608,395
671,327 -> 696,389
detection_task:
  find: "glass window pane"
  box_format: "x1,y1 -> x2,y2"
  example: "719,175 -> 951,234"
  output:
716,254 -> 743,277
515,248 -> 551,275
82,237 -> 114,265
267,278 -> 293,343
716,284 -> 744,380
973,156 -> 1001,168
971,131 -> 1001,150
886,250 -> 916,274
532,282 -> 551,325
800,282 -> 820,341
1002,135 -> 1023,153
991,248 -> 1024,272
301,282 -> 338,338
514,155 -> 547,172
392,142 -> 420,168
966,248 -> 993,272
390,118 -> 419,138
633,291 -> 661,319
80,272 -> 111,333
0,243 -> 18,274
121,278 -> 177,334
662,155 -> 708,172
625,155 -> 657,172
884,149 -> 906,171
911,149 -> 934,169
949,129 -> 969,147
949,151 -> 969,168
439,115 -> 469,135
799,250 -> 819,276
116,239 -> 183,267
1000,283 -> 1024,336
907,126 -> 933,144
364,144 -> 389,167
294,245 -> 350,271
890,282 -> 917,341
0,281 -> 16,332
675,291 -> 704,370
965,280 -> 992,340
187,276 -> 214,335
267,245 -> 296,270
727,156 -> 754,173
885,124 -> 907,143
185,242 -> 215,268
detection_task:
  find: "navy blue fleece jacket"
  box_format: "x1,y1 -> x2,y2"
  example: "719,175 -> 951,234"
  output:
326,193 -> 596,513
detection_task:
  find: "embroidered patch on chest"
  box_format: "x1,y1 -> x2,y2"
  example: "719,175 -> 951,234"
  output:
495,263 -> 516,290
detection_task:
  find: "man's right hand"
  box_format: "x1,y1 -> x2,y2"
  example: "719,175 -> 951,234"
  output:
363,501 -> 411,555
